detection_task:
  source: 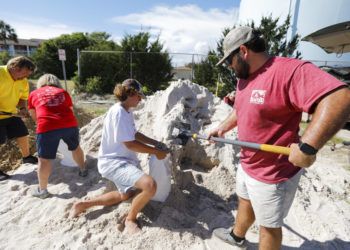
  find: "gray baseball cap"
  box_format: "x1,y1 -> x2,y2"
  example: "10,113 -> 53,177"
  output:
122,78 -> 146,99
216,26 -> 255,66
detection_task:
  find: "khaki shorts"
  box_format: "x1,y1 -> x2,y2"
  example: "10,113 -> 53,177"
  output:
98,158 -> 145,194
236,164 -> 303,228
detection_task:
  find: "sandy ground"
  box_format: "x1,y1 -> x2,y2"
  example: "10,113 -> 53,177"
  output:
0,80 -> 349,249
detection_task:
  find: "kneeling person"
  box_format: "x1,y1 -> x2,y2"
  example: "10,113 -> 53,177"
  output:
70,79 -> 169,235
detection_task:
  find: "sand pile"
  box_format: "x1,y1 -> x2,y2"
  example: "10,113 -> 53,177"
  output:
0,80 -> 349,249
0,119 -> 36,172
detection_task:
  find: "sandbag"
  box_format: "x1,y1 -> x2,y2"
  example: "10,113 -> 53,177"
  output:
57,140 -> 78,167
149,155 -> 171,202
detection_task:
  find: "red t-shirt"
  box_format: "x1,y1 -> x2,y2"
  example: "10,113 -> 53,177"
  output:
234,57 -> 345,184
28,86 -> 78,133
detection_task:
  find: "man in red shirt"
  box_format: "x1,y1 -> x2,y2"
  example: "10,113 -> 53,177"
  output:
210,26 -> 350,249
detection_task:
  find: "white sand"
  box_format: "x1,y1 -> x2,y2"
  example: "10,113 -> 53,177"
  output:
0,80 -> 349,249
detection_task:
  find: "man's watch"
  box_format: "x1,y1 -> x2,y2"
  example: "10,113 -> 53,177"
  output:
299,141 -> 318,155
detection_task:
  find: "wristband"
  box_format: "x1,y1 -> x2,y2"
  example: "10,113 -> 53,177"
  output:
299,141 -> 318,155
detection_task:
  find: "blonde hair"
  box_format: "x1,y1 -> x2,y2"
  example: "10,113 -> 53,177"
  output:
37,74 -> 62,89
7,56 -> 36,71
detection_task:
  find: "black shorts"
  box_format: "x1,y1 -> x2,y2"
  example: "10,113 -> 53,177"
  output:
0,117 -> 29,144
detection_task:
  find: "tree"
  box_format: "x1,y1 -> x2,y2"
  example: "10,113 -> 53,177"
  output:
75,31 -> 173,94
0,20 -> 18,50
120,32 -> 173,92
250,15 -> 301,58
77,33 -> 122,93
193,15 -> 301,98
33,33 -> 91,78
0,51 -> 11,65
193,50 -> 219,91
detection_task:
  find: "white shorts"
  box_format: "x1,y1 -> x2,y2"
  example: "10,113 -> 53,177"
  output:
236,164 -> 303,228
98,158 -> 145,194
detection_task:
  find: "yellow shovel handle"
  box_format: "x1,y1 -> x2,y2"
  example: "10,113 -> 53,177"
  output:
260,144 -> 290,156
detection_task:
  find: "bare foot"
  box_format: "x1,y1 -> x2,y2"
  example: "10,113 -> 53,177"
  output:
116,213 -> 128,232
125,219 -> 141,235
69,202 -> 87,218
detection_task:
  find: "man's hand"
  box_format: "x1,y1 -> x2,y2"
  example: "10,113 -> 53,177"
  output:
18,107 -> 29,118
288,143 -> 316,168
154,141 -> 170,160
155,141 -> 169,151
207,127 -> 226,143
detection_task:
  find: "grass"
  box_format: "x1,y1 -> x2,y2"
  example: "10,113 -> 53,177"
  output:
79,106 -> 108,119
29,78 -> 107,123
29,79 -> 75,93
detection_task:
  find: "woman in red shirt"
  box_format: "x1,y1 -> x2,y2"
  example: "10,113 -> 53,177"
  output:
28,74 -> 88,198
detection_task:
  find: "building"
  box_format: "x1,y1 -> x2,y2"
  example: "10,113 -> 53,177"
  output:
172,66 -> 192,80
0,38 -> 45,57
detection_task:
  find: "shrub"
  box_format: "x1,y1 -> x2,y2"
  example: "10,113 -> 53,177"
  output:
85,76 -> 103,94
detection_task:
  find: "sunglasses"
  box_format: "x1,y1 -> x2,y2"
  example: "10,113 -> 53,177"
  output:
224,48 -> 240,66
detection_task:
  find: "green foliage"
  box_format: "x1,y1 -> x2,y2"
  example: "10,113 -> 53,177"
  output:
193,15 -> 301,98
249,15 -> 301,58
0,20 -> 18,49
77,38 -> 122,93
77,31 -> 173,94
141,85 -> 152,96
33,32 -> 90,78
120,32 -> 173,92
0,51 -> 10,65
85,76 -> 104,94
193,51 -> 216,90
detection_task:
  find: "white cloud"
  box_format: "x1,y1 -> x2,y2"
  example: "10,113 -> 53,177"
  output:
112,4 -> 239,56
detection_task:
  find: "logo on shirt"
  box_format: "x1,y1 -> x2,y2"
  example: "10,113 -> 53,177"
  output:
37,91 -> 66,107
250,90 -> 266,104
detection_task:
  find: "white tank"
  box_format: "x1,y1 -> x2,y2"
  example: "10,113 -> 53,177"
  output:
239,0 -> 350,64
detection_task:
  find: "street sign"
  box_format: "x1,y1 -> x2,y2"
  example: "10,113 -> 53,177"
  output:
58,49 -> 66,61
58,49 -> 67,90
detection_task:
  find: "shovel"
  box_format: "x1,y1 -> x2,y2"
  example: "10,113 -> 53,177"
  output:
174,129 -> 290,156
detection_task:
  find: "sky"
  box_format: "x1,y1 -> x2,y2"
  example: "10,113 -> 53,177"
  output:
239,0 -> 350,64
0,0 -> 240,57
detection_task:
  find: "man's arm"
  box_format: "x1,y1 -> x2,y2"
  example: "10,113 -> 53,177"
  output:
124,140 -> 169,160
28,109 -> 37,122
289,87 -> 350,167
17,99 -> 27,110
135,132 -> 158,146
17,99 -> 29,117
208,109 -> 238,138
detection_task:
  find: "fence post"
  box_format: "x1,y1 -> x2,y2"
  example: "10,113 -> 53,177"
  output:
191,54 -> 194,82
77,49 -> 80,81
130,52 -> 133,78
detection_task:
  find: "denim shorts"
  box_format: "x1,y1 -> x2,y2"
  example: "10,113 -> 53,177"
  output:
37,127 -> 79,159
98,158 -> 145,194
0,117 -> 29,144
236,164 -> 303,228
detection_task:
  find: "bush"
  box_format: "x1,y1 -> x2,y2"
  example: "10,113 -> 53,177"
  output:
0,51 -> 10,65
141,85 -> 152,96
85,76 -> 103,94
